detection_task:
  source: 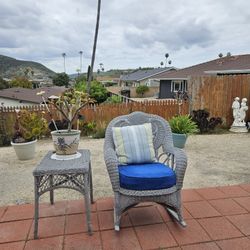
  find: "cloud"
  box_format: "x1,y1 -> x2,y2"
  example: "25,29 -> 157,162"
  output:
0,0 -> 250,73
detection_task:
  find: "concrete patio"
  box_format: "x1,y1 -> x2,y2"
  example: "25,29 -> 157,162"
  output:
1,184 -> 250,249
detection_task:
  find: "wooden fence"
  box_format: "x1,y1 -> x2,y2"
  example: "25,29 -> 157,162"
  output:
0,100 -> 189,139
188,75 -> 250,127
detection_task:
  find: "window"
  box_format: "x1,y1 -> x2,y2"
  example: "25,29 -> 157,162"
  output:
171,80 -> 183,92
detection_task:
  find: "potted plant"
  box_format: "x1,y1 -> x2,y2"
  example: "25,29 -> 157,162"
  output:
37,89 -> 93,156
169,115 -> 198,148
11,110 -> 48,160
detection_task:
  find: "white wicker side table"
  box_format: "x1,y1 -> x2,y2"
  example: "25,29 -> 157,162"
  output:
33,149 -> 93,239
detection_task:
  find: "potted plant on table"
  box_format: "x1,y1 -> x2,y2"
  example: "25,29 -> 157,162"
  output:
37,88 -> 93,156
169,115 -> 198,148
11,110 -> 48,160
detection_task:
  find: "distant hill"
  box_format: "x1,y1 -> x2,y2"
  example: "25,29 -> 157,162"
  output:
0,55 -> 56,79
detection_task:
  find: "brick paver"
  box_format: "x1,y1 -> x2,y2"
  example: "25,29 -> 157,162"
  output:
0,184 -> 250,249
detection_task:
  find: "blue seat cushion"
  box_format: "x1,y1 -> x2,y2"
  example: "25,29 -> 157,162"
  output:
118,163 -> 176,190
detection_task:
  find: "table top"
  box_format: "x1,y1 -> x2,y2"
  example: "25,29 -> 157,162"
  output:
33,149 -> 90,176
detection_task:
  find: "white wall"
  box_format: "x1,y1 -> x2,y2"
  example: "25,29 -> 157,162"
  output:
0,97 -> 37,107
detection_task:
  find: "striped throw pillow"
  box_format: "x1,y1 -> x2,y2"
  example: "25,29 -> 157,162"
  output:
112,123 -> 156,164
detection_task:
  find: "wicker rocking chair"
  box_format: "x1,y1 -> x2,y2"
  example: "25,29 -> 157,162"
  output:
104,111 -> 187,230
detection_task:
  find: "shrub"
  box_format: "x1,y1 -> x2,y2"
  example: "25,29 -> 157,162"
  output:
106,95 -> 122,104
136,85 -> 149,97
192,109 -> 223,133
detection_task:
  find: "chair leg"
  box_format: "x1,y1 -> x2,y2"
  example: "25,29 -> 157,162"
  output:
166,206 -> 187,227
114,192 -> 121,231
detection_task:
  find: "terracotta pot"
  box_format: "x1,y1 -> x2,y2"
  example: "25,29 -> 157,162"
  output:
51,130 -> 81,155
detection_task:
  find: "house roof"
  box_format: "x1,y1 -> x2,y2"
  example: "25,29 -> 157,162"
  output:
0,86 -> 66,104
120,67 -> 176,81
155,54 -> 250,80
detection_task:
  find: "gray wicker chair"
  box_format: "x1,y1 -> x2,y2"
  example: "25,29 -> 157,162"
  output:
104,111 -> 187,230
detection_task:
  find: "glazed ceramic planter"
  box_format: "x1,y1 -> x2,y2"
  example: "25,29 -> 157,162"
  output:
11,139 -> 37,160
172,133 -> 187,149
51,130 -> 81,155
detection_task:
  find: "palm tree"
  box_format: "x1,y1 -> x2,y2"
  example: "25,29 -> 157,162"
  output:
79,51 -> 83,73
87,0 -> 101,94
62,53 -> 66,73
165,53 -> 169,67
160,61 -> 164,67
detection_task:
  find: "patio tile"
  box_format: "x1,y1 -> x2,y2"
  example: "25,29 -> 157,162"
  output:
182,189 -> 204,202
156,204 -> 192,222
0,241 -> 25,250
39,200 -> 67,217
181,242 -> 220,250
96,197 -> 114,211
217,185 -> 249,198
198,217 -> 243,240
0,220 -> 32,243
24,236 -> 63,250
240,184 -> 250,193
0,206 -> 7,220
184,200 -> 220,218
101,228 -> 141,250
196,187 -> 227,200
1,204 -> 34,222
227,214 -> 250,235
167,219 -> 211,245
65,213 -> 98,234
209,198 -> 248,215
128,206 -> 163,226
216,237 -> 250,250
234,197 -> 250,212
29,216 -> 65,239
98,210 -> 131,230
64,232 -> 102,250
66,199 -> 96,214
135,223 -> 177,249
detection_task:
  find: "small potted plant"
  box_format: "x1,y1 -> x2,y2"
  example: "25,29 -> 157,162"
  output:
37,88 -> 93,156
169,115 -> 198,148
11,110 -> 48,160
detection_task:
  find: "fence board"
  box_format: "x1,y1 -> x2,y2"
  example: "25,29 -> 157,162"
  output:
189,75 -> 250,127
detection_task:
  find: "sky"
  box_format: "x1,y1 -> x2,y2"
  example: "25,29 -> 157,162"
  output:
1,0 -> 250,74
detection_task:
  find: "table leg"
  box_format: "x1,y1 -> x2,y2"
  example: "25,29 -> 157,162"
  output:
89,162 -> 94,204
84,174 -> 92,235
34,176 -> 39,239
49,175 -> 54,205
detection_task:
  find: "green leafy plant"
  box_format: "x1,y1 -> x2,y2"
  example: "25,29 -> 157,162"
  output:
12,110 -> 48,143
106,95 -> 122,104
136,85 -> 149,97
169,115 -> 198,134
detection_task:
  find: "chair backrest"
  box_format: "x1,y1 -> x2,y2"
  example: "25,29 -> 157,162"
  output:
105,111 -> 174,155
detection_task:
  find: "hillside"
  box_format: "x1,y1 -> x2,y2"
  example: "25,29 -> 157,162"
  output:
0,55 -> 56,79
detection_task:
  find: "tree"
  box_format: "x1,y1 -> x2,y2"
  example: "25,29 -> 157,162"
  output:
10,77 -> 32,88
62,53 -> 66,73
75,79 -> 107,103
160,61 -> 164,67
165,53 -> 169,67
218,53 -> 223,58
87,0 -> 101,94
0,77 -> 9,90
79,51 -> 83,72
53,73 -> 70,87
136,85 -> 149,97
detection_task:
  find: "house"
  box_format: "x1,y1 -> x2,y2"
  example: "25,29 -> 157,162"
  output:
155,54 -> 250,99
0,86 -> 66,107
120,67 -> 176,87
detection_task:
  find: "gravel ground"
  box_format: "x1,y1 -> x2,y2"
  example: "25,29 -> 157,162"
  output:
0,133 -> 250,206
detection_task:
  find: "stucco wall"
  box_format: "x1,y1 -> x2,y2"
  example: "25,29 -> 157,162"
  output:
0,97 -> 36,107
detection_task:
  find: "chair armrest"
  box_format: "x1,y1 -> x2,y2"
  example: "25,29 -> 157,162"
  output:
104,147 -> 120,191
172,147 -> 187,190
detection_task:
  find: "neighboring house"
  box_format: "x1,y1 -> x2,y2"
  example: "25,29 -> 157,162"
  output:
120,67 -> 176,87
155,54 -> 250,99
0,86 -> 66,107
